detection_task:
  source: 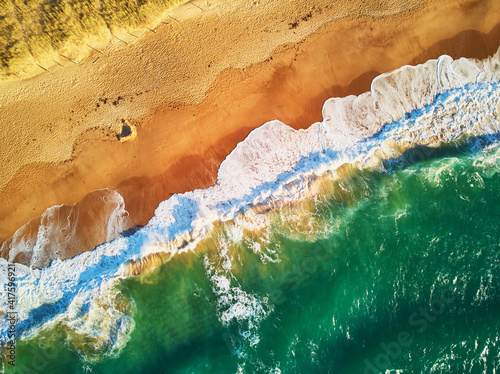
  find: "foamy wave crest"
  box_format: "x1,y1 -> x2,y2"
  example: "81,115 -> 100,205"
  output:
1,189 -> 130,268
204,255 -> 271,357
1,48 -> 500,357
24,286 -> 136,361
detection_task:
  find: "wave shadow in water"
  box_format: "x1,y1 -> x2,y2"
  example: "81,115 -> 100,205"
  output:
3,55 -> 500,355
8,93 -> 500,342
382,132 -> 500,171
7,195 -> 205,341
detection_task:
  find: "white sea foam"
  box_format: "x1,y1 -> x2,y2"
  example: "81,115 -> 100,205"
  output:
2,48 -> 500,357
204,255 -> 271,356
2,189 -> 129,268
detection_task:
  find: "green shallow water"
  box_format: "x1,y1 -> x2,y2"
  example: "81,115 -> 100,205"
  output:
9,144 -> 500,374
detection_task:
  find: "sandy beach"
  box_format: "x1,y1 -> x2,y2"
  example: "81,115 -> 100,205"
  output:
1,0 -> 499,265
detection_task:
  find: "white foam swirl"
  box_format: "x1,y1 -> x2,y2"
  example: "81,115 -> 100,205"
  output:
2,48 -> 500,357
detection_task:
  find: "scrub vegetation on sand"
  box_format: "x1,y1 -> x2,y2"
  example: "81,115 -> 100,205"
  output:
0,0 -> 180,78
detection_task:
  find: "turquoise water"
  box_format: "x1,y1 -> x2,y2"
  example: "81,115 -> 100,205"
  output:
7,141 -> 500,373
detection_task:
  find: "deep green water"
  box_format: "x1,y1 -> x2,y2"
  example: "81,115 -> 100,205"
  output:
9,143 -> 500,374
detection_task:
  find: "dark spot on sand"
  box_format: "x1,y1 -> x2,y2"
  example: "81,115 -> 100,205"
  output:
116,124 -> 132,140
112,96 -> 124,106
301,12 -> 312,21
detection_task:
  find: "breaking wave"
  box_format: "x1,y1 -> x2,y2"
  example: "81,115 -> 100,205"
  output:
1,48 -> 500,359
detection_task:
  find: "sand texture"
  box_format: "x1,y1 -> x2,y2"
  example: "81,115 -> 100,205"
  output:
1,0 -> 499,266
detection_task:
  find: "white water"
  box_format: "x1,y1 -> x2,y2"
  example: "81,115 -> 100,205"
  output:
2,189 -> 130,268
1,49 -> 500,357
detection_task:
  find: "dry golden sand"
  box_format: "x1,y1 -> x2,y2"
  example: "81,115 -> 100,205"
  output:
1,0 -> 500,264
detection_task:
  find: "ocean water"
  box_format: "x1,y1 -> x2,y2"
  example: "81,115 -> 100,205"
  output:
2,52 -> 500,373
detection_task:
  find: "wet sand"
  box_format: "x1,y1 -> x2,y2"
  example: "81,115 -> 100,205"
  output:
1,0 -> 499,265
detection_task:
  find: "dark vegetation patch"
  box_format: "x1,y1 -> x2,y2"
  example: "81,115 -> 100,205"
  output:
0,0 -> 178,77
288,7 -> 320,30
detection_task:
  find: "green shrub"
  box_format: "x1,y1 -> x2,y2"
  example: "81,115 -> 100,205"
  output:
0,0 -> 178,78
